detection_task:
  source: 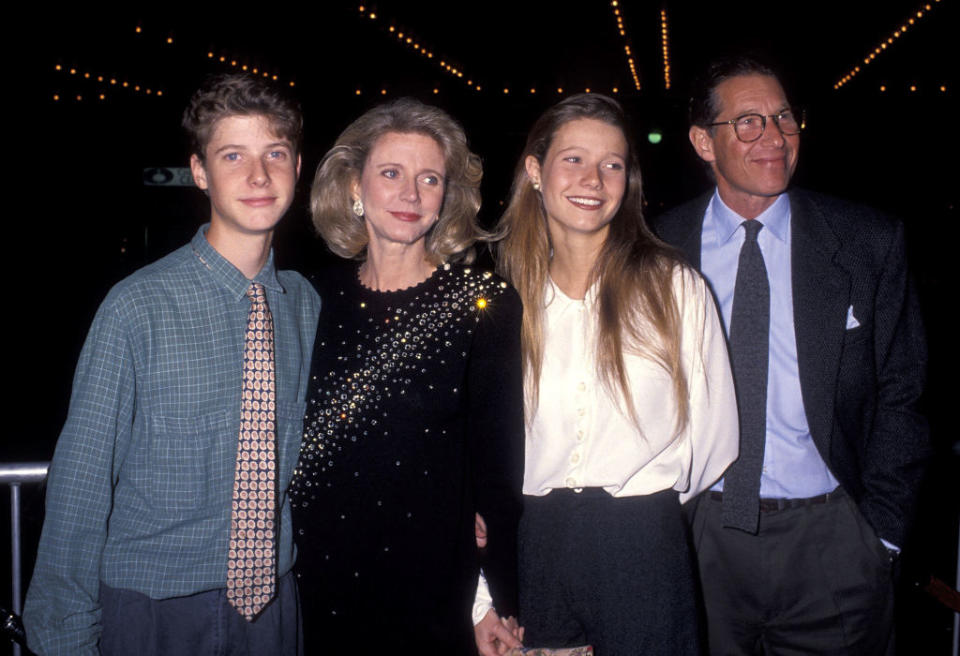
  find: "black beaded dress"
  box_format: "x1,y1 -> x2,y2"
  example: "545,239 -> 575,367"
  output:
290,260 -> 524,653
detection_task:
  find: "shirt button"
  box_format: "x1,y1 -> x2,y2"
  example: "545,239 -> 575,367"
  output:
576,430 -> 585,442
570,452 -> 580,464
577,408 -> 586,417
565,477 -> 577,488
577,382 -> 586,392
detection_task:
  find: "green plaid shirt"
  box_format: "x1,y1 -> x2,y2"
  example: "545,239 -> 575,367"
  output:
24,226 -> 320,655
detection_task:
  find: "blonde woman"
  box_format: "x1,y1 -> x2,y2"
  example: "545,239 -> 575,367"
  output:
496,94 -> 738,655
290,99 -> 523,653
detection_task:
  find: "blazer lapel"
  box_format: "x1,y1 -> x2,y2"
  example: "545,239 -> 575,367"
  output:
674,193 -> 711,270
790,191 -> 850,454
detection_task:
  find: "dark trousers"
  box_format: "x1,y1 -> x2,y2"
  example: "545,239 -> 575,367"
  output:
519,488 -> 703,656
687,488 -> 894,655
100,570 -> 302,656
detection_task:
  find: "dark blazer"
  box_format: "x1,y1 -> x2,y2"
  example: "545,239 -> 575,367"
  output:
653,188 -> 929,547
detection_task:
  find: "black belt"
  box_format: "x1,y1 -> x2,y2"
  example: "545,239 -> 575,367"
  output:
708,487 -> 842,512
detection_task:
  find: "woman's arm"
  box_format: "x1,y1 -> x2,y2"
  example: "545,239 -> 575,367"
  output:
467,283 -> 525,616
677,267 -> 739,502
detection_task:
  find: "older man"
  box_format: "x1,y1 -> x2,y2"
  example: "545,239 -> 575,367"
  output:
654,55 -> 928,654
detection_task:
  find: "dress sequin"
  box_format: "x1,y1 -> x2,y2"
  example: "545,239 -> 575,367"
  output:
290,261 -> 524,651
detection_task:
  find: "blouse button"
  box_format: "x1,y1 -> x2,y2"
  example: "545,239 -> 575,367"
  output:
576,430 -> 585,441
565,477 -> 577,488
576,382 -> 586,393
570,452 -> 580,464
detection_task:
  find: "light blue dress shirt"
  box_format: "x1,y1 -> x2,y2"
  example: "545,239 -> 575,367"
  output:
701,191 -> 839,499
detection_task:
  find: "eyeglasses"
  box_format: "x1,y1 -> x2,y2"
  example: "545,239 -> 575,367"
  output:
709,110 -> 802,143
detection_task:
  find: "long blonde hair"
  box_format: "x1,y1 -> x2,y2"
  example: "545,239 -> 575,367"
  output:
496,94 -> 689,434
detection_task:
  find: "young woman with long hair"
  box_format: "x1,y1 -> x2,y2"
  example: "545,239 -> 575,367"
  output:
496,94 -> 738,655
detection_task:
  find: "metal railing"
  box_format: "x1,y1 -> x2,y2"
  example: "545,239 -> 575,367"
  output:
2,462 -> 48,656
1,460 -> 956,655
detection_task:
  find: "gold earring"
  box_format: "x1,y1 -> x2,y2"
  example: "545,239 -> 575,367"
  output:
352,198 -> 364,217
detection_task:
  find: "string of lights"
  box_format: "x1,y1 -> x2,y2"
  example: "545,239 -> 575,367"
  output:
356,5 -> 621,97
357,5 -> 481,93
52,22 -> 296,103
144,17 -> 296,87
878,82 -> 948,93
51,23 -> 174,102
204,51 -> 294,87
834,0 -> 944,90
52,63 -> 164,102
660,8 -> 671,90
610,1 -> 641,91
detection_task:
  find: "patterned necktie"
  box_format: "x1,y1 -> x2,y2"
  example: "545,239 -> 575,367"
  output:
722,220 -> 770,534
227,282 -> 278,620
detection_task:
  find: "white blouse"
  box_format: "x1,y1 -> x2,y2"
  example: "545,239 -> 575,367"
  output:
523,266 -> 738,503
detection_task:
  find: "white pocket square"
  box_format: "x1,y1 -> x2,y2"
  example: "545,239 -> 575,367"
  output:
846,305 -> 861,329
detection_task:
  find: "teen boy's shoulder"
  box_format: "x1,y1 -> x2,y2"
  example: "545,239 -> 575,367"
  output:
276,268 -> 321,318
97,235 -> 203,320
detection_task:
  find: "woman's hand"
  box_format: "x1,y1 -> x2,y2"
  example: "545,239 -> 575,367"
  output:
474,608 -> 524,655
475,513 -> 488,549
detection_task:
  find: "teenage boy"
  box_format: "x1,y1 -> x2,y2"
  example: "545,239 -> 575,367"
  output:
24,73 -> 320,655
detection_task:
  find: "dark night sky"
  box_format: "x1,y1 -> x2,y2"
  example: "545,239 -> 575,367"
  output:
30,1 -> 955,216
21,0 -> 954,443
4,4 -> 957,649
13,0 -> 957,472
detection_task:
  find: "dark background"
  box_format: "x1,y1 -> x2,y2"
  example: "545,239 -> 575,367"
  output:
4,2 -> 957,653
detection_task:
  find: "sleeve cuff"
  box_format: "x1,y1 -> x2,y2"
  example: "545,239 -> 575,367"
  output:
472,570 -> 494,625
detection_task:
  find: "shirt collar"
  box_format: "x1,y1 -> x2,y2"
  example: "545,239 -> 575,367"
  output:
190,224 -> 284,300
708,189 -> 791,246
545,276 -> 595,311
